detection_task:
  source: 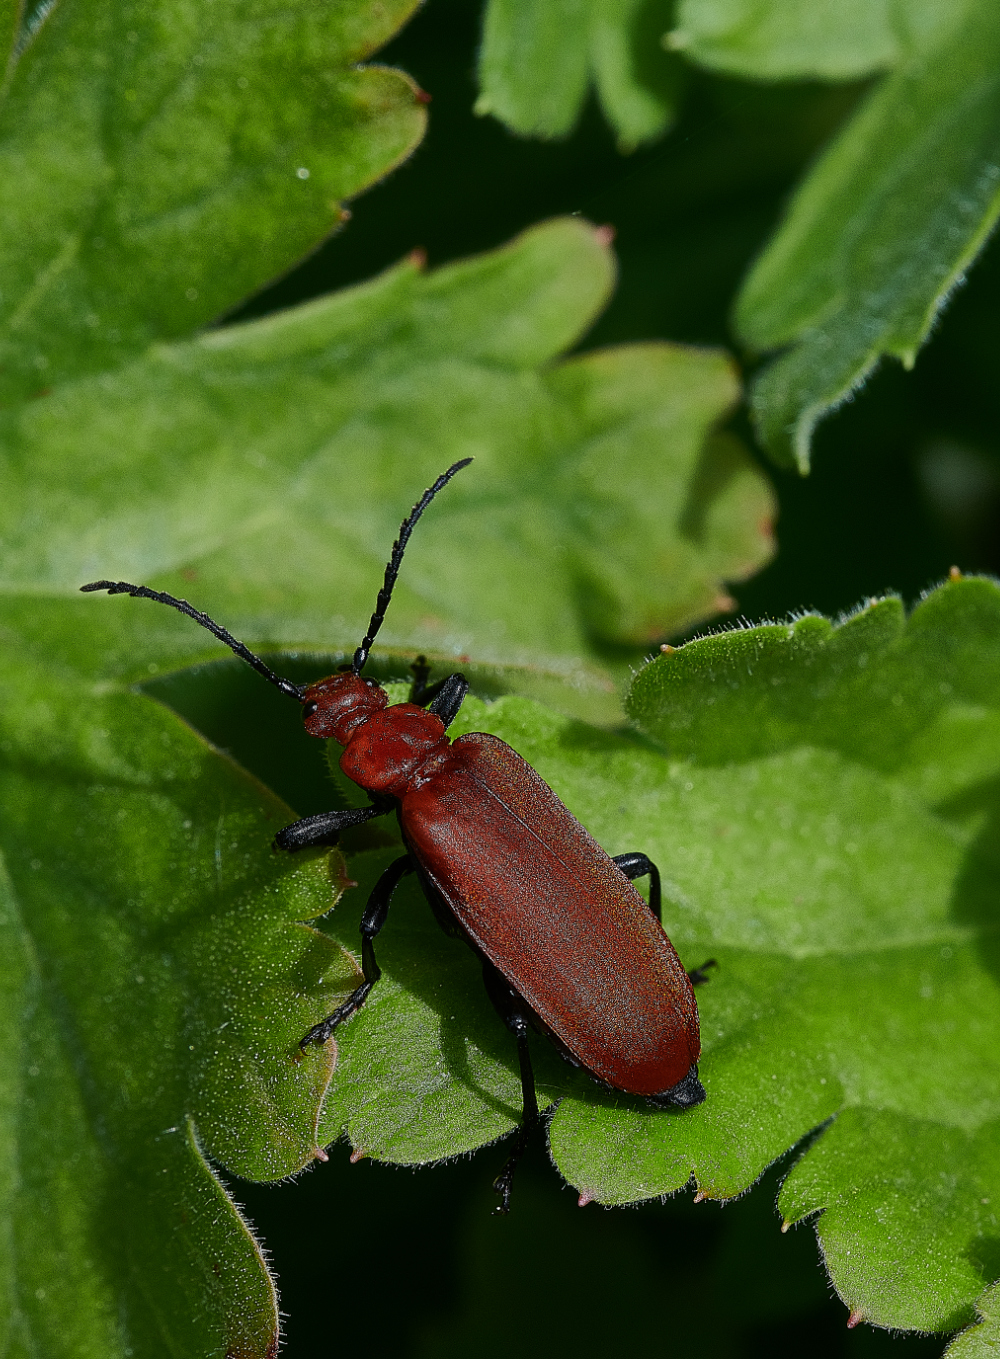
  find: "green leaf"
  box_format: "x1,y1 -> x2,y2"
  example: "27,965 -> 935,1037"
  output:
314,575 -> 1000,1335
0,0 -> 426,401
668,0 -> 954,81
731,0 -> 1000,469
0,202 -> 775,1344
945,1282 -> 1000,1358
4,219 -> 774,714
0,613 -> 361,1355
476,0 -> 682,150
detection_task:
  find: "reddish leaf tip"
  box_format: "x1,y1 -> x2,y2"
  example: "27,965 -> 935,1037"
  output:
593,225 -> 615,247
577,1191 -> 593,1207
847,1310 -> 864,1329
950,565 -> 962,581
414,86 -> 432,104
408,247 -> 428,269
693,1191 -> 708,1203
313,1145 -> 329,1163
660,643 -> 676,653
349,1147 -> 368,1164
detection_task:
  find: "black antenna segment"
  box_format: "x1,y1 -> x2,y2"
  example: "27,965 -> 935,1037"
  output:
352,458 -> 473,675
79,580 -> 305,702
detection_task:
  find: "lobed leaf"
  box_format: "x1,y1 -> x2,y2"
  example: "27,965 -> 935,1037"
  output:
0,611 -> 361,1356
668,0 -> 957,81
313,576 -> 1000,1337
476,0 -> 682,150
4,219 -> 773,713
0,0 -> 426,401
730,0 -> 1000,469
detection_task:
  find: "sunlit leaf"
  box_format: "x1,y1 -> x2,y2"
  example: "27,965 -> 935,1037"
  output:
310,576 -> 1000,1336
0,0 -> 426,401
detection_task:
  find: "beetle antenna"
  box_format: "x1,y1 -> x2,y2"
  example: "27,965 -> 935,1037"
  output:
78,580 -> 305,701
352,458 -> 473,675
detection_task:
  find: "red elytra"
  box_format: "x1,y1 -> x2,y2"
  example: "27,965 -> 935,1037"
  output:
81,459 -> 710,1211
303,670 -> 701,1099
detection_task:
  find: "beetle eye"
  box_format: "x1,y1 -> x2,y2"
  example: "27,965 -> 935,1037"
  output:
303,701 -> 318,718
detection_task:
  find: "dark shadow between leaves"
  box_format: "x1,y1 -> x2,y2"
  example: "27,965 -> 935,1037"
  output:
966,1237 -> 1000,1292
942,775 -> 1000,989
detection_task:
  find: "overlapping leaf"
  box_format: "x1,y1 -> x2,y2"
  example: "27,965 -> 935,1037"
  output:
946,1282 -> 1000,1357
0,0 -> 426,401
692,0 -> 1000,470
1,172 -> 775,1359
312,576 -> 1000,1337
668,0 -> 955,80
4,218 -> 773,716
0,616 -> 360,1357
476,0 -> 682,149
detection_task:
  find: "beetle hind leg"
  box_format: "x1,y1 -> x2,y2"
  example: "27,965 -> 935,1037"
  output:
481,961 -> 541,1214
612,851 -> 662,923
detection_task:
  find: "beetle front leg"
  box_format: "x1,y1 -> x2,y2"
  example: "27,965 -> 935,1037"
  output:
612,852 -> 662,923
482,961 -> 540,1214
299,853 -> 413,1048
275,803 -> 391,851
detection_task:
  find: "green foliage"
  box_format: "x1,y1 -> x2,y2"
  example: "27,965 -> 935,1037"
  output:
309,577 -> 1000,1335
2,217 -> 771,711
476,0 -> 1000,474
0,632 -> 358,1355
476,0 -> 682,148
0,0 -> 426,401
945,1282 -> 1000,1357
5,0 -> 1000,1351
668,0 -> 952,79
733,0 -> 1000,469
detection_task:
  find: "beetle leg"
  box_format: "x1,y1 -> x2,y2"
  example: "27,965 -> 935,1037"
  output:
409,654 -> 433,703
427,673 -> 469,729
482,961 -> 540,1214
274,803 -> 391,851
612,852 -> 662,923
409,657 -> 470,729
299,853 -> 413,1048
688,958 -> 718,986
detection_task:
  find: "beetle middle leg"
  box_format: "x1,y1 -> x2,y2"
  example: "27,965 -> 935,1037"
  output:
481,960 -> 541,1215
299,853 -> 413,1048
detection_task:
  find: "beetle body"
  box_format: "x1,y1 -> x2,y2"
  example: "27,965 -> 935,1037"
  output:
83,459 -> 709,1210
303,671 -> 702,1103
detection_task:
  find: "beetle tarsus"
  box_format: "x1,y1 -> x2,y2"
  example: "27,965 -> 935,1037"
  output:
688,958 -> 718,986
299,985 -> 374,1048
483,964 -> 540,1215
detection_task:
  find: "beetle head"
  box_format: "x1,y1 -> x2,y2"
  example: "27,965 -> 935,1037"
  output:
301,672 -> 387,743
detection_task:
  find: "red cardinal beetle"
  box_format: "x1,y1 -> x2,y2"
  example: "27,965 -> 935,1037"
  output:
82,460 -> 711,1210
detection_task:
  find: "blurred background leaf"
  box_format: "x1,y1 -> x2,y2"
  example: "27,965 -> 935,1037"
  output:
476,0 -> 683,150
733,0 -> 1000,469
